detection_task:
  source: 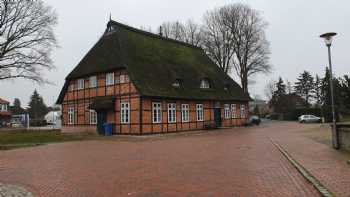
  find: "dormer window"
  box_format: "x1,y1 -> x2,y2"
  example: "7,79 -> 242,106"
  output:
172,79 -> 182,88
200,79 -> 210,89
224,84 -> 230,91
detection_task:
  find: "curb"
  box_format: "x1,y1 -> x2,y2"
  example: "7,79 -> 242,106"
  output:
269,138 -> 335,197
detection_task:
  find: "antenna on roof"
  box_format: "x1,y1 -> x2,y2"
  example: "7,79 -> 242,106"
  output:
109,13 -> 112,22
159,26 -> 163,37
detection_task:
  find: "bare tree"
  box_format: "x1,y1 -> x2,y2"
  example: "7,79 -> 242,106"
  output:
160,21 -> 185,41
202,8 -> 235,73
0,0 -> 57,83
221,4 -> 271,93
264,80 -> 276,101
160,20 -> 203,47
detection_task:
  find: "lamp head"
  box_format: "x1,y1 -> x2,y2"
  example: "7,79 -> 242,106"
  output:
320,32 -> 337,47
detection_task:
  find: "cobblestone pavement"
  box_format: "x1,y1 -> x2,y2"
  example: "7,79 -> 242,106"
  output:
0,122 -> 321,197
264,122 -> 350,197
0,183 -> 33,197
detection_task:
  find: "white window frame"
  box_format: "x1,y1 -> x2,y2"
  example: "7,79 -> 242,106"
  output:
89,76 -> 97,88
0,104 -> 7,111
200,79 -> 210,89
68,107 -> 75,125
196,104 -> 204,121
70,83 -> 75,91
152,102 -> 162,123
240,104 -> 246,118
90,110 -> 97,125
231,104 -> 237,118
120,74 -> 129,84
106,72 -> 114,86
224,104 -> 231,119
77,79 -> 84,90
121,102 -> 130,124
181,104 -> 189,123
168,103 -> 176,123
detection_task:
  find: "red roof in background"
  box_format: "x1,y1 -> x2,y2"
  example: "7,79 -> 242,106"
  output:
0,98 -> 9,104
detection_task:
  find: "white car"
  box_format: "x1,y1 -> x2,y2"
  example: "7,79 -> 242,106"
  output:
298,115 -> 322,123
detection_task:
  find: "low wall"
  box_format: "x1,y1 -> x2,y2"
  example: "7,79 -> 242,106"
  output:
337,124 -> 350,151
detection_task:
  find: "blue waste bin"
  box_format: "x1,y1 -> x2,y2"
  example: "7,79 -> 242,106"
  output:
103,123 -> 113,136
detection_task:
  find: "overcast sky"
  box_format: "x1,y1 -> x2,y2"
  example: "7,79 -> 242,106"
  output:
0,0 -> 349,107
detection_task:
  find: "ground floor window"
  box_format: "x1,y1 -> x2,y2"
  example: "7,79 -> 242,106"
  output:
68,107 -> 74,125
121,102 -> 130,123
240,104 -> 246,118
231,104 -> 236,118
181,104 -> 189,122
90,110 -> 97,125
224,104 -> 230,119
196,104 -> 204,121
168,103 -> 176,123
152,102 -> 162,123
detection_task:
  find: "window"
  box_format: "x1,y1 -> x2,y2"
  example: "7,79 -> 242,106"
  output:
181,104 -> 189,122
0,104 -> 7,111
196,104 -> 204,121
224,84 -> 229,91
231,104 -> 237,118
77,79 -> 84,90
70,83 -> 75,91
90,110 -> 97,124
106,72 -> 114,86
68,107 -> 74,125
121,102 -> 130,124
224,104 -> 231,119
172,79 -> 182,88
152,102 -> 162,123
240,105 -> 246,118
89,76 -> 97,88
120,75 -> 129,83
200,79 -> 210,89
168,103 -> 176,123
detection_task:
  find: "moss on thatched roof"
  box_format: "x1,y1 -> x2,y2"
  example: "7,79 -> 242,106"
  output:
57,20 -> 250,104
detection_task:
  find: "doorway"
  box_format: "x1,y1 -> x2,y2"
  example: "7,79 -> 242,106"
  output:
214,108 -> 222,127
97,111 -> 107,135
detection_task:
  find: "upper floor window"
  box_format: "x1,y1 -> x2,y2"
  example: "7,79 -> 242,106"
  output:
120,74 -> 129,83
196,104 -> 204,121
89,76 -> 97,88
0,104 -> 7,112
77,79 -> 84,90
224,104 -> 231,119
200,79 -> 210,89
152,102 -> 162,123
106,72 -> 114,86
70,83 -> 75,91
172,79 -> 182,88
224,84 -> 229,91
168,103 -> 176,123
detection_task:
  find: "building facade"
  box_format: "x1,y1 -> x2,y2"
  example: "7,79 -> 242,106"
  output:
57,20 -> 250,135
0,98 -> 11,127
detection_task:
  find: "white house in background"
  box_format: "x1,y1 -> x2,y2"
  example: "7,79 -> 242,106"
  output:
45,111 -> 61,128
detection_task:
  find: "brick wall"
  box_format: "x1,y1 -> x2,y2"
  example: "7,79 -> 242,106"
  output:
60,69 -> 248,135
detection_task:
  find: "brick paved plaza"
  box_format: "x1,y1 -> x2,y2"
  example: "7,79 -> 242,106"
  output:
0,122 -> 349,197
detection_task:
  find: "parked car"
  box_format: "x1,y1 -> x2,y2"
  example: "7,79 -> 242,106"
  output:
298,115 -> 322,123
245,115 -> 261,126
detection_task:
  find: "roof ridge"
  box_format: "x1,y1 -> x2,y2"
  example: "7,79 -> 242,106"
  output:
108,20 -> 202,50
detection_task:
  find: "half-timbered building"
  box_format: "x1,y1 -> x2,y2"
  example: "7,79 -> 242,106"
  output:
56,20 -> 250,134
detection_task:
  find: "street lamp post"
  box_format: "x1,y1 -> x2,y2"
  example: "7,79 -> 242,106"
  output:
320,32 -> 338,149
